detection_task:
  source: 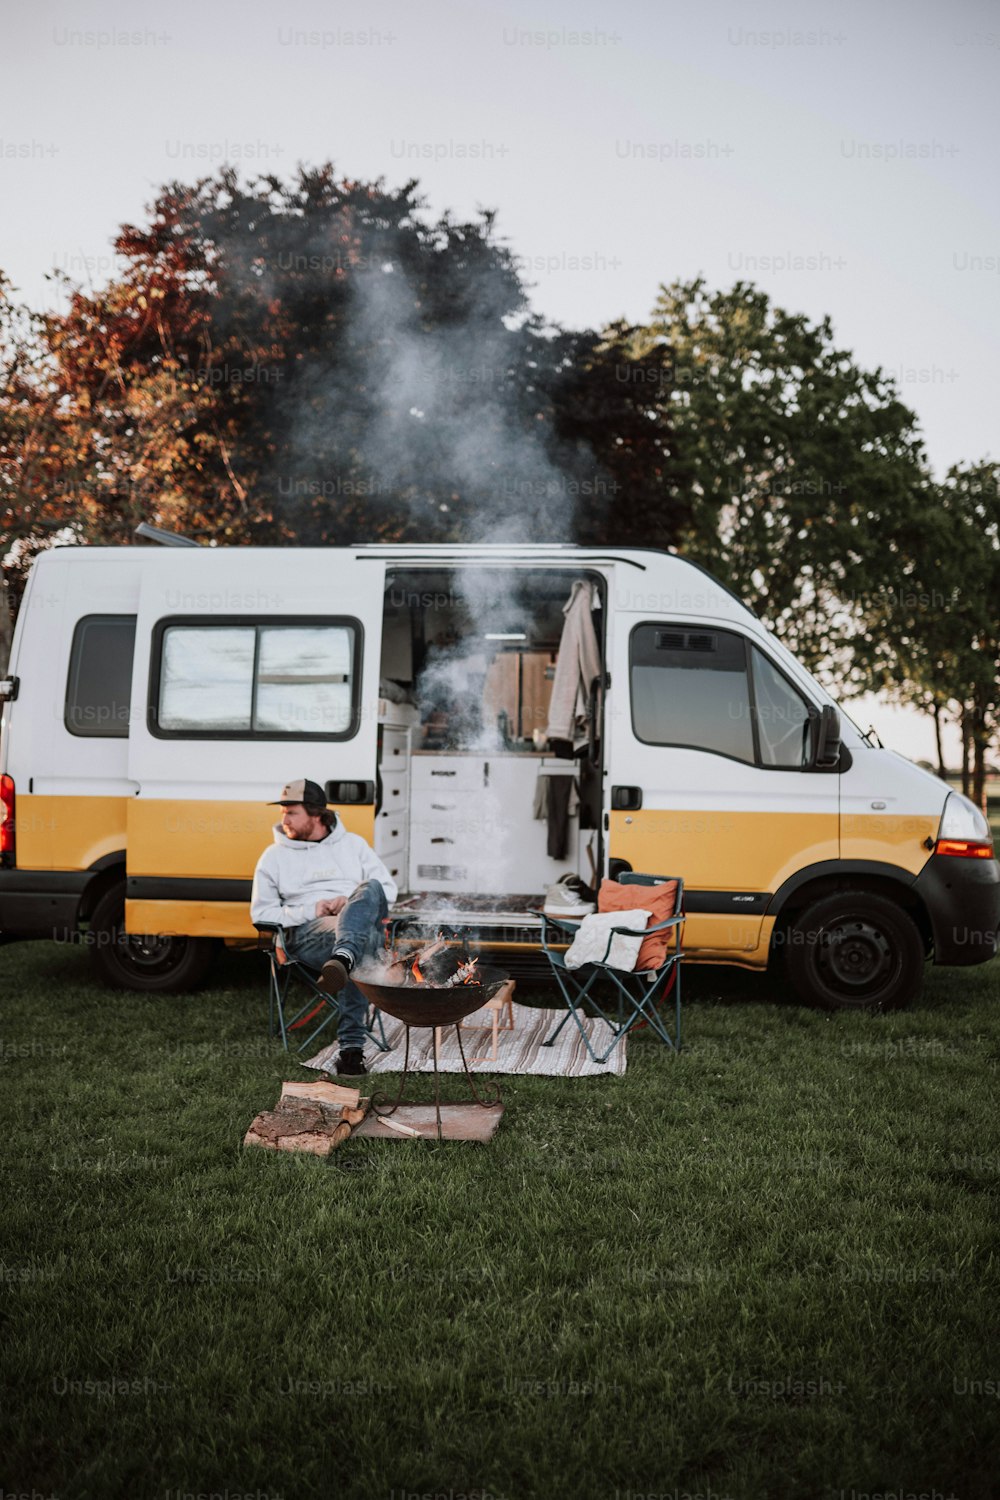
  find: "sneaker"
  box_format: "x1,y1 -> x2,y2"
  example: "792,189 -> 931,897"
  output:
543,876 -> 596,919
335,1048 -> 367,1077
317,955 -> 352,996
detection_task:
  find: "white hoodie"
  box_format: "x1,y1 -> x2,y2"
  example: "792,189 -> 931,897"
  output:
250,820 -> 398,929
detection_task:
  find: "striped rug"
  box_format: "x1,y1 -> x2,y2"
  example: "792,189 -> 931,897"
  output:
304,1001 -> 627,1078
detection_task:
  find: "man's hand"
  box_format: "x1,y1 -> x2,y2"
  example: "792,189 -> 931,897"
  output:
316,896 -> 347,918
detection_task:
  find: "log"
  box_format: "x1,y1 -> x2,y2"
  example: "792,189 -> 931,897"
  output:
280,1080 -> 360,1109
243,1094 -> 369,1156
379,959 -> 412,986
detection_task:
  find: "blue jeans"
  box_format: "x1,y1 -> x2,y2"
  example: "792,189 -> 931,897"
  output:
284,880 -> 389,1050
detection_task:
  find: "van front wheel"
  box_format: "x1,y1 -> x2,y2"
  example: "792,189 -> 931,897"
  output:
88,886 -> 215,992
784,891 -> 923,1012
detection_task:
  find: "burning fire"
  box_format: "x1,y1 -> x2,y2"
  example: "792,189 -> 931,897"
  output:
397,933 -> 482,988
411,954 -> 480,987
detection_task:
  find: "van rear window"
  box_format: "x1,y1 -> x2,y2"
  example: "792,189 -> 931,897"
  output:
150,618 -> 360,739
65,615 -> 137,738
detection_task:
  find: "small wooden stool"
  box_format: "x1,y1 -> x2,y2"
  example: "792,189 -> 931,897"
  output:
436,979 -> 516,1064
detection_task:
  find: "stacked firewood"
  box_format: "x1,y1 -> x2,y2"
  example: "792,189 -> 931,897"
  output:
243,1081 -> 369,1156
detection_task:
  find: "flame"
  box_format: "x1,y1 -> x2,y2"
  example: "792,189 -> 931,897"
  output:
407,948 -> 480,988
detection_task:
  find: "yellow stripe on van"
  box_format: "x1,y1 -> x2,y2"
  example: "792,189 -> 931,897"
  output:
15,793 -> 376,883
679,913 -> 775,957
16,795 -> 128,871
125,800 -> 377,879
126,904 -> 786,954
609,809 -> 839,893
676,915 -> 777,969
841,813 -> 937,875
126,900 -> 255,940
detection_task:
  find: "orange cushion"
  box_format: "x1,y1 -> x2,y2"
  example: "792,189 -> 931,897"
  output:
598,878 -> 680,971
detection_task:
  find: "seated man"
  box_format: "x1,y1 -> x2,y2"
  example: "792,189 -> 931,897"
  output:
250,778 -> 398,1076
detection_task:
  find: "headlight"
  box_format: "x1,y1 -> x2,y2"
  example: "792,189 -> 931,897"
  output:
936,792 -> 994,858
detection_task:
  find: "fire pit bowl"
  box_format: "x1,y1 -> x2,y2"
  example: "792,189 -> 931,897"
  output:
350,959 -> 509,1135
353,966 -> 507,1029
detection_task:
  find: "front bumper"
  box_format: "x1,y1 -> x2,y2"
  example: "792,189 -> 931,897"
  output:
913,852 -> 1000,967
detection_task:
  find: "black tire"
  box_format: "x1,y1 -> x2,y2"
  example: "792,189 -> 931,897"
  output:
783,890 -> 924,1012
88,885 -> 216,992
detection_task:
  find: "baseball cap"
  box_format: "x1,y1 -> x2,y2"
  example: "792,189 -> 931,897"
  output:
268,778 -> 327,806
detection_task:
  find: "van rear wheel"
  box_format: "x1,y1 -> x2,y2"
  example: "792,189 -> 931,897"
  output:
88,886 -> 215,992
784,891 -> 923,1012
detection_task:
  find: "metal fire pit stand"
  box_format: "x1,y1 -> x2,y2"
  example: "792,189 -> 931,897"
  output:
353,974 -> 505,1143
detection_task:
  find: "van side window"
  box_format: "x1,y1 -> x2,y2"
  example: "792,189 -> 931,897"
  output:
65,615 -> 137,738
751,647 -> 810,768
630,625 -> 812,768
630,625 -> 754,762
152,619 -> 358,739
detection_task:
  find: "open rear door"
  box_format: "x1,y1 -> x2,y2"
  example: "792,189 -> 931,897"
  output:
125,549 -> 385,939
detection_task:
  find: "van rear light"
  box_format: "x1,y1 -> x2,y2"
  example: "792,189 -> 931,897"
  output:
935,838 -> 995,859
0,774 -> 14,858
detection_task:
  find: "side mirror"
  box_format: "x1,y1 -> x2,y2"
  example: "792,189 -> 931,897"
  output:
812,705 -> 841,769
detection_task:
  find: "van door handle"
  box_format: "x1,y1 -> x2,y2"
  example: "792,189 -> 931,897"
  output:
611,785 -> 642,811
325,779 -> 375,805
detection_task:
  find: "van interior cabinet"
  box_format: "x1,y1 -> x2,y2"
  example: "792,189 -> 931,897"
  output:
375,704 -> 417,894
409,753 -> 578,895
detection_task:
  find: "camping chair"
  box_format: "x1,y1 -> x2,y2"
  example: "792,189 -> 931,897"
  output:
255,923 -> 390,1055
539,873 -> 684,1065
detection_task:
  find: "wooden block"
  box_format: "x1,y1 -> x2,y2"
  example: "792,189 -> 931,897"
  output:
459,979 -> 516,1029
280,1080 -> 361,1109
341,1103 -> 370,1128
354,1103 -> 504,1143
244,1094 -> 367,1156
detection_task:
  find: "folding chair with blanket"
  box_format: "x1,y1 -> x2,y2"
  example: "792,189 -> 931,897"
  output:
255,923 -> 389,1054
540,873 -> 685,1065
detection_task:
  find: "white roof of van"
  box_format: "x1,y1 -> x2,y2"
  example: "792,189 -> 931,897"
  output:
31,540 -> 755,624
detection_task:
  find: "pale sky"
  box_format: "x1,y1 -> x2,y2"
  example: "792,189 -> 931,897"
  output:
1,0 -> 996,764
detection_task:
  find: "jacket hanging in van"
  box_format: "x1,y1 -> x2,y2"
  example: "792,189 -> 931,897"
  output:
545,579 -> 601,750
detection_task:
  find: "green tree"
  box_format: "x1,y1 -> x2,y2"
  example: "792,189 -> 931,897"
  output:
0,272 -> 82,665
38,166 -> 684,550
628,277 -> 929,679
546,320 -> 691,549
3,166 -> 701,592
855,463 -> 999,808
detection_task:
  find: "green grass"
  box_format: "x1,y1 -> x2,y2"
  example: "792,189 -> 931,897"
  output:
2,941 -> 999,1500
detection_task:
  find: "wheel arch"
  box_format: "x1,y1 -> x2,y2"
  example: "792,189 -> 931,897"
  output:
78,851 -> 127,925
767,860 -> 933,958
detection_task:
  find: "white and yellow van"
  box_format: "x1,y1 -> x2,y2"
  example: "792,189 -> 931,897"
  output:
0,540 -> 996,1009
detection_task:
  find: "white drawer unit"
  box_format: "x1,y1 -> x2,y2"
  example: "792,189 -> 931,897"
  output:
376,724 -> 411,893
381,727 -> 410,764
379,765 -> 409,815
375,813 -> 407,865
410,828 -> 465,864
380,848 -> 409,889
409,795 -> 505,843
408,753 -> 579,894
411,755 -> 489,794
375,808 -> 407,844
